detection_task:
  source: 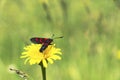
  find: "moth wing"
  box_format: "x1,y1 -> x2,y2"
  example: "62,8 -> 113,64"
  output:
30,38 -> 45,44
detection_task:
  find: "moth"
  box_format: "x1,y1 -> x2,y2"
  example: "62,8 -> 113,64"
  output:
30,35 -> 63,52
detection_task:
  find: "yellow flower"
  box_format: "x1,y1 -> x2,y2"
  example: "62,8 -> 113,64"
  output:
20,44 -> 62,68
117,50 -> 120,59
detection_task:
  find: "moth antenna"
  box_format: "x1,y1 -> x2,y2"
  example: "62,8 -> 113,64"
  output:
53,36 -> 64,39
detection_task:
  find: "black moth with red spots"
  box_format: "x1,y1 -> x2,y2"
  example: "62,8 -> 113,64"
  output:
30,38 -> 53,52
30,36 -> 63,52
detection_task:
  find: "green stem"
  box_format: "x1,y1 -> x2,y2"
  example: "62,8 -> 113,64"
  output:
40,63 -> 46,80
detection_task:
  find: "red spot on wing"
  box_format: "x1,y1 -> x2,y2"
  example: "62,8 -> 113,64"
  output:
39,38 -> 43,43
39,38 -> 49,44
44,38 -> 47,40
35,38 -> 38,41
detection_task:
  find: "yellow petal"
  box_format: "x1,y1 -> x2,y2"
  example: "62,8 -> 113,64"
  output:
20,55 -> 28,58
47,58 -> 54,64
21,52 -> 27,55
50,55 -> 61,60
56,51 -> 62,55
42,59 -> 48,68
24,58 -> 30,64
29,59 -> 36,65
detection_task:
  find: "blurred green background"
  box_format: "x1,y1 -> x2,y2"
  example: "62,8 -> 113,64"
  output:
0,0 -> 120,80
